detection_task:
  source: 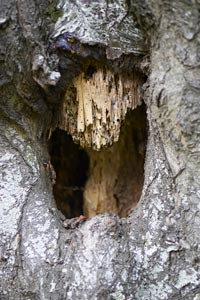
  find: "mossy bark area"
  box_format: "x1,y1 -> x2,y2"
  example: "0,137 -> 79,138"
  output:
0,1 -> 200,300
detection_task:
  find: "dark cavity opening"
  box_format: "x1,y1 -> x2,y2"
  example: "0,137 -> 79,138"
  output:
84,65 -> 97,79
48,130 -> 89,218
49,104 -> 147,219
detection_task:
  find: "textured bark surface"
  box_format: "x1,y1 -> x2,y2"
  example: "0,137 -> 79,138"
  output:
0,1 -> 200,300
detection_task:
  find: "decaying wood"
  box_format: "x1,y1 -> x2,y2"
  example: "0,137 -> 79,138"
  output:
59,68 -> 143,150
84,106 -> 146,218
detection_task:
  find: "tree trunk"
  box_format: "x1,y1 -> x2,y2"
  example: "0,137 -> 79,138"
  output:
0,1 -> 200,299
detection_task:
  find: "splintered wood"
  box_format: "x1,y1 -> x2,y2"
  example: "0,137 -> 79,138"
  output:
59,68 -> 142,150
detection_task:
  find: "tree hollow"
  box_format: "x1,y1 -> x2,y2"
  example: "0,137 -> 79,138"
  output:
49,104 -> 147,218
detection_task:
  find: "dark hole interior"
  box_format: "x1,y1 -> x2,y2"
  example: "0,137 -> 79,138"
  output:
49,104 -> 147,219
84,65 -> 97,79
48,131 -> 89,218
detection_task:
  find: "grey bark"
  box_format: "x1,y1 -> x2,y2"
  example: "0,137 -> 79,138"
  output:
0,0 -> 200,300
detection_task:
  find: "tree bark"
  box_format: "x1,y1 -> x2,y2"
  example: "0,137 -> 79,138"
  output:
0,1 -> 200,299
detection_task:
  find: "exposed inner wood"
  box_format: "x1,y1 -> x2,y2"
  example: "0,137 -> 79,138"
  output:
58,67 -> 143,150
49,106 -> 146,218
51,67 -> 146,218
84,106 -> 147,217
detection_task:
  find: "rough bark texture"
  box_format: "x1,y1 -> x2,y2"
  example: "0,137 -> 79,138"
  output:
0,1 -> 200,300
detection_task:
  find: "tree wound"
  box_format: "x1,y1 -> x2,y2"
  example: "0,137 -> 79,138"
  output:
48,65 -> 147,219
49,111 -> 147,219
